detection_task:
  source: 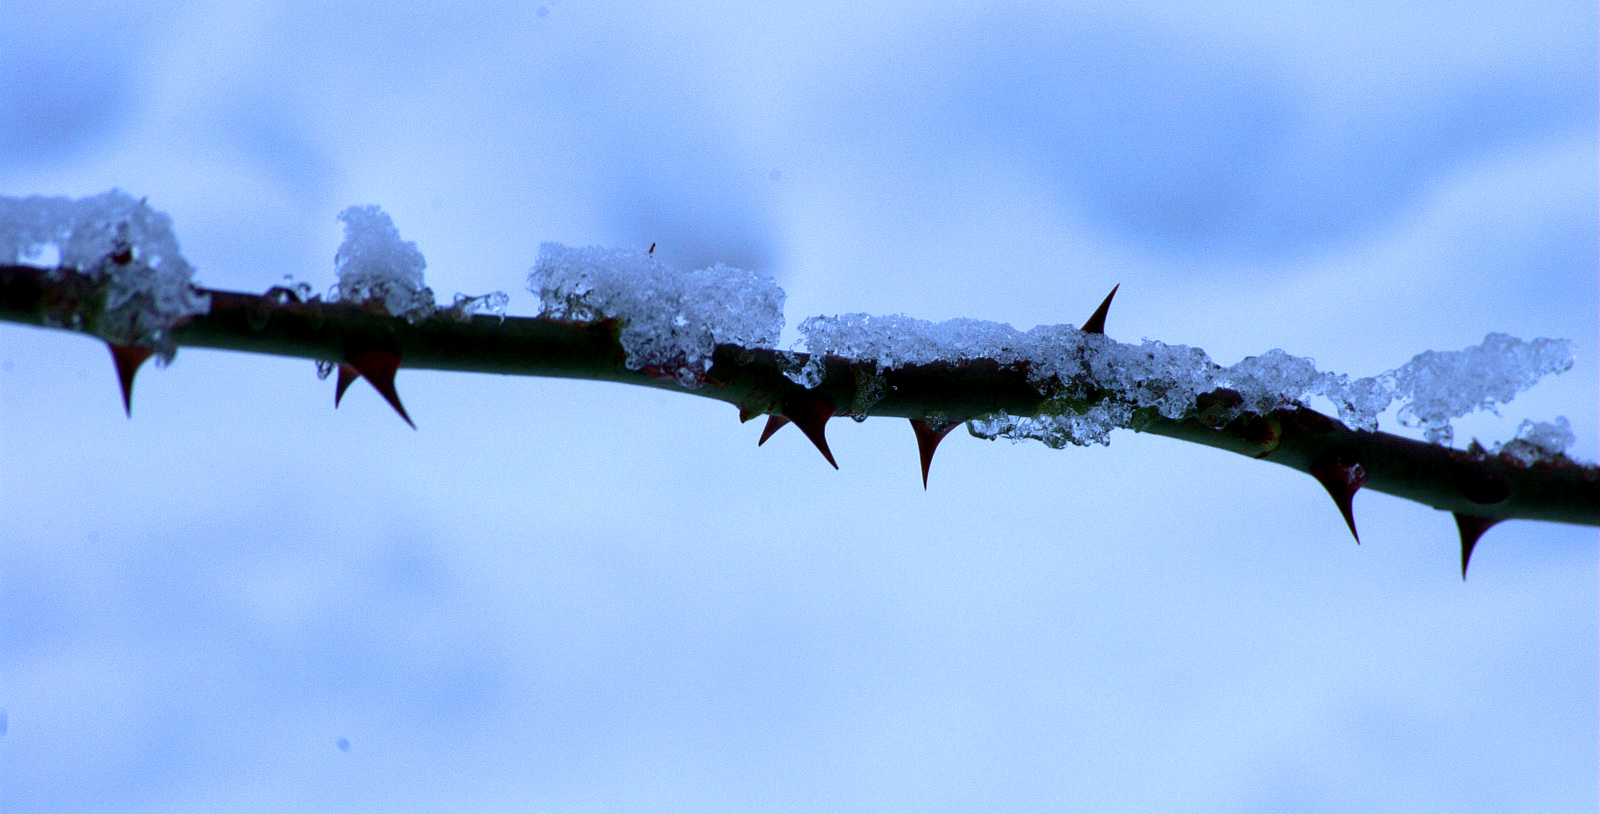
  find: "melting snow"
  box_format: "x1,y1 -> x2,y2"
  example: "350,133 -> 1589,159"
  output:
793,312 -> 1573,451
0,194 -> 1574,454
1386,333 -> 1574,445
1494,417 -> 1578,465
528,243 -> 784,387
0,190 -> 209,358
333,205 -> 436,321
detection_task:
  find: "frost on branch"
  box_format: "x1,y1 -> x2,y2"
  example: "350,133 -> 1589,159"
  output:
0,190 -> 209,359
790,312 -> 1575,452
1386,333 -> 1575,445
1494,417 -> 1578,466
528,243 -> 784,387
332,205 -> 436,321
0,193 -> 1576,463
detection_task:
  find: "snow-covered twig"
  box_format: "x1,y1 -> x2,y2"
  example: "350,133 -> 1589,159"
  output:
1,192 -> 1593,577
1,264 -> 1594,561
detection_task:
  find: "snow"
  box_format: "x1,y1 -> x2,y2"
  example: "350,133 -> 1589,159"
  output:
528,243 -> 784,387
0,194 -> 1573,452
333,205 -> 435,321
442,291 -> 511,323
793,312 -> 1574,449
1387,333 -> 1574,445
1495,417 -> 1577,464
0,190 -> 210,359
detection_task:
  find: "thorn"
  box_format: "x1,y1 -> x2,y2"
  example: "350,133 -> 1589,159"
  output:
343,349 -> 414,429
1081,284 -> 1119,335
1452,513 -> 1502,580
1309,457 -> 1368,543
785,400 -> 838,469
738,405 -> 763,424
648,242 -> 656,255
334,363 -> 358,407
107,343 -> 155,417
910,419 -> 958,488
758,415 -> 789,445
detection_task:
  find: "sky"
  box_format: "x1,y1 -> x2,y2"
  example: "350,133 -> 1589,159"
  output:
2,2 -> 1596,811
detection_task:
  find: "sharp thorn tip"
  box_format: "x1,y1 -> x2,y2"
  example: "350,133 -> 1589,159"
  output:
107,343 -> 155,418
1453,513 -> 1502,579
1081,284 -> 1119,335
344,350 -> 414,428
758,414 -> 789,445
911,418 -> 958,488
785,400 -> 838,468
1309,457 -> 1367,544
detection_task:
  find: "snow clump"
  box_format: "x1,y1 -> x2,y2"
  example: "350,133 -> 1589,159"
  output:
1384,333 -> 1574,445
1493,417 -> 1577,465
0,189 -> 209,358
529,243 -> 784,387
333,205 -> 435,321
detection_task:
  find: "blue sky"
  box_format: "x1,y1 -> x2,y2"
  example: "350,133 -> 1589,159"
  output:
2,2 -> 1595,811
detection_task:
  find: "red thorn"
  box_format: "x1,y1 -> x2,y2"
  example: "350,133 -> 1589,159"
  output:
334,363 -> 358,407
1309,457 -> 1367,543
1081,284 -> 1119,335
758,414 -> 790,445
1452,513 -> 1502,580
910,419 -> 958,488
107,343 -> 155,417
785,400 -> 838,469
343,349 -> 414,429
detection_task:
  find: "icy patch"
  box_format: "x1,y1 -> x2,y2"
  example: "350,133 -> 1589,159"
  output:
794,312 -> 1574,449
1493,417 -> 1576,465
0,189 -> 209,357
529,243 -> 784,387
1386,333 -> 1573,445
333,205 -> 435,321
442,291 -> 510,323
786,312 -> 1036,388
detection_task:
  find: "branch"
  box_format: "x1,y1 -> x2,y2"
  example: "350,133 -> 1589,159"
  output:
3,263 -> 1595,575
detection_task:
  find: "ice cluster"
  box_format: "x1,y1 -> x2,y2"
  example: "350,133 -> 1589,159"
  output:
1386,333 -> 1574,445
1493,417 -> 1577,465
333,205 -> 436,321
0,190 -> 209,357
529,243 -> 784,387
0,192 -> 1573,455
441,291 -> 511,323
792,312 -> 1574,452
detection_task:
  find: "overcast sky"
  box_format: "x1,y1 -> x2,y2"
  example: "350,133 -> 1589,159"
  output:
2,2 -> 1596,811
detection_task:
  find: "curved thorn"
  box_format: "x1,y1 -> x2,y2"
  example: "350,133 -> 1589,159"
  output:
1081,284 -> 1119,335
334,363 -> 358,407
107,343 -> 155,418
785,400 -> 838,469
758,414 -> 789,445
1309,457 -> 1367,543
345,349 -> 414,429
1453,513 -> 1502,580
910,419 -> 958,489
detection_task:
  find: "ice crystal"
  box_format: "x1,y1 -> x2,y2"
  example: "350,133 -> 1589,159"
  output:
443,291 -> 511,323
0,190 -> 209,359
795,312 -> 1574,450
1388,333 -> 1573,445
528,243 -> 784,387
1494,417 -> 1576,465
333,205 -> 435,321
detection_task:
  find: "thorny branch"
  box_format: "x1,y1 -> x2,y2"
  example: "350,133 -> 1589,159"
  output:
2,263 -> 1595,575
